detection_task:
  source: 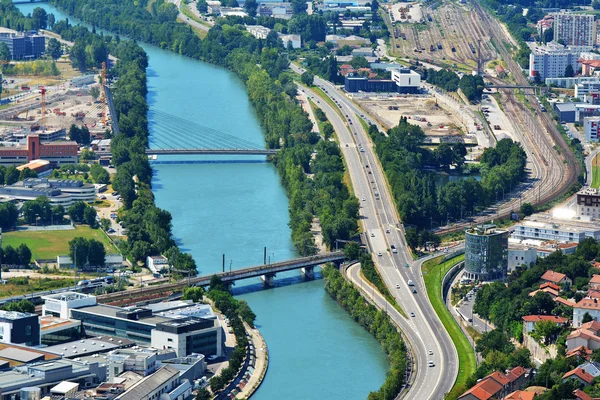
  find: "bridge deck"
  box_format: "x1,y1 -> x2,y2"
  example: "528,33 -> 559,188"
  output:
145,149 -> 279,156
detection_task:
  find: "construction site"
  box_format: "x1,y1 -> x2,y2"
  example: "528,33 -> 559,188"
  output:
386,1 -> 499,72
355,94 -> 478,145
0,62 -> 113,143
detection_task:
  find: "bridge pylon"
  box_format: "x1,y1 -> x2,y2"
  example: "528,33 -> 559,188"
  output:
261,273 -> 275,288
301,266 -> 315,280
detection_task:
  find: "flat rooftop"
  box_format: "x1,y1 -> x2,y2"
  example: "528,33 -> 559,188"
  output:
0,343 -> 60,367
0,309 -> 36,321
518,216 -> 600,232
42,291 -> 96,302
43,336 -> 133,358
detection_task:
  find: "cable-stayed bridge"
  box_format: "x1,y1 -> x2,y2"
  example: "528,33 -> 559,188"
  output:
146,110 -> 278,163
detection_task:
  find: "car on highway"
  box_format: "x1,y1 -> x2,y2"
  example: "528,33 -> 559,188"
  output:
386,229 -> 390,233
377,251 -> 382,257
395,284 -> 400,289
407,279 -> 414,286
391,245 -> 397,253
428,350 -> 433,355
207,355 -> 218,361
428,361 -> 435,367
370,233 -> 375,237
410,312 -> 415,317
412,288 -> 417,294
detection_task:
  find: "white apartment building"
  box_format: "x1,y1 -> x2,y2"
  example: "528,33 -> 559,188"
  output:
575,82 -> 600,98
577,188 -> 600,219
511,218 -> 600,243
529,44 -> 581,80
553,12 -> 596,47
585,116 -> 600,142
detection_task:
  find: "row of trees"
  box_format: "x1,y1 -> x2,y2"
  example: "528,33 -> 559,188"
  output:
69,124 -> 91,145
422,68 -> 485,102
369,119 -> 527,239
323,266 -> 407,400
22,196 -> 65,225
0,164 -> 38,186
68,237 -> 106,267
1,244 -> 32,266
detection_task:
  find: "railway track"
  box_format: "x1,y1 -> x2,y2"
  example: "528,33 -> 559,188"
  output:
435,1 -> 580,234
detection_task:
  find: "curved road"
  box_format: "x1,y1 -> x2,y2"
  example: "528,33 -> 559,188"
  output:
296,69 -> 459,399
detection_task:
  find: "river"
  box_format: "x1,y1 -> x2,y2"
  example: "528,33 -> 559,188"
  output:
16,3 -> 388,398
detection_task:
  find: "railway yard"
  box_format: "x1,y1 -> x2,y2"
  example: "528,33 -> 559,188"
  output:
386,2 -> 498,71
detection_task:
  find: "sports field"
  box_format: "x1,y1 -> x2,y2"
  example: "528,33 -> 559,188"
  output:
2,226 -> 119,260
592,153 -> 600,189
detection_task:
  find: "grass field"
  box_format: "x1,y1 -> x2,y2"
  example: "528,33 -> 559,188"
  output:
592,153 -> 600,189
2,226 -> 119,260
0,277 -> 76,298
422,254 -> 476,400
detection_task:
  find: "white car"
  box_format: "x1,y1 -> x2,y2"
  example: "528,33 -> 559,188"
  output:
377,251 -> 382,257
207,355 -> 218,361
428,350 -> 433,355
395,284 -> 400,289
410,312 -> 415,317
370,233 -> 375,237
362,197 -> 366,201
428,361 -> 435,367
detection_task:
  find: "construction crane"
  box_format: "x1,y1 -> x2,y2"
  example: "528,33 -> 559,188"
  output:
100,62 -> 108,126
39,86 -> 47,129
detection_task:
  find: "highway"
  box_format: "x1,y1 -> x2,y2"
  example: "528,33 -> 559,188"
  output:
295,67 -> 458,399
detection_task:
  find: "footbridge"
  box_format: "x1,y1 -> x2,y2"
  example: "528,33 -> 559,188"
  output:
146,110 -> 278,162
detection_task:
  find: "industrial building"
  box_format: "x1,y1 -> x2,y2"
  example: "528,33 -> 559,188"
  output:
114,365 -> 192,400
42,292 -> 98,320
528,44 -> 581,80
344,68 -> 421,93
0,358 -> 106,400
554,101 -> 600,123
0,135 -> 78,166
0,177 -> 97,206
577,188 -> 600,219
0,31 -> 45,60
464,224 -> 509,281
553,12 -> 596,47
0,310 -> 40,346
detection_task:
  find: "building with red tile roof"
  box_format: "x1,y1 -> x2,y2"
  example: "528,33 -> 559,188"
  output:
574,298 -> 600,327
563,367 -> 595,386
522,315 -> 569,333
503,391 -> 535,400
459,368 -> 530,400
591,275 -> 600,289
528,287 -> 559,298
574,389 -> 593,400
541,270 -> 571,286
540,282 -> 560,291
566,345 -> 593,361
555,296 -> 577,307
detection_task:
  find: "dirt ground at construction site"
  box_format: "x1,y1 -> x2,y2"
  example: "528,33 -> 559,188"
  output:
355,95 -> 465,138
386,1 -> 499,72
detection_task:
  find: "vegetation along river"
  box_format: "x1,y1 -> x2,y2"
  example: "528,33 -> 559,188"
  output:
17,3 -> 388,398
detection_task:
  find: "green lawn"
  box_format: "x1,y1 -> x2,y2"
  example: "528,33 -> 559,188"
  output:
422,254 -> 476,400
3,226 -> 119,260
593,165 -> 600,189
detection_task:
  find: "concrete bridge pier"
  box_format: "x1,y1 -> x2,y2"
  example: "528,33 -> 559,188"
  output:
301,266 -> 315,280
261,273 -> 275,288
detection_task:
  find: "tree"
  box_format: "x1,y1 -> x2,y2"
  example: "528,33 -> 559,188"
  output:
300,71 -> 314,86
244,0 -> 258,17
70,40 -> 87,71
237,300 -> 256,327
32,7 -> 48,30
195,387 -> 211,400
350,56 -> 369,69
183,287 -> 205,302
19,167 -> 37,180
87,239 -> 106,266
48,13 -> 55,29
452,143 -> 467,168
0,43 -> 10,63
521,202 -> 534,216
17,244 -> 32,266
83,206 -> 98,227
564,64 -> 575,78
47,38 -> 62,59
434,143 -> 454,169
344,242 -> 361,260
291,0 -> 307,14
583,312 -> 594,324
52,205 -> 65,224
197,0 -> 208,13
69,237 -> 90,268
1,299 -> 35,313
4,166 -> 19,185
100,218 -> 111,231
90,86 -> 100,101
68,201 -> 87,223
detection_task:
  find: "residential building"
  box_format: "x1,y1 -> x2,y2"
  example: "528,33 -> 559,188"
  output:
0,358 -> 106,400
567,345 -> 593,361
503,391 -> 535,400
245,25 -> 271,39
91,139 -> 112,153
541,270 -> 572,286
0,31 -> 45,60
352,47 -> 375,57
279,34 -> 301,49
114,365 -> 191,400
585,117 -> 600,142
529,44 -> 580,80
553,12 -> 596,47
522,315 -> 569,333
591,275 -> 600,289
568,321 -> 600,350
42,292 -> 97,319
458,367 -> 529,400
563,367 -> 595,386
574,389 -> 594,400
507,244 -> 537,271
546,76 -> 600,88
555,296 -> 577,308
574,298 -> 600,327
257,2 -> 293,19
464,224 -> 509,281
511,218 -> 600,243
0,177 -> 97,207
577,188 -> 600,219
575,82 -> 600,98
0,135 -> 77,166
0,310 -> 40,346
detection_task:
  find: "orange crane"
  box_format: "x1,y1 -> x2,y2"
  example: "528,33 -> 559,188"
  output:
39,86 -> 47,128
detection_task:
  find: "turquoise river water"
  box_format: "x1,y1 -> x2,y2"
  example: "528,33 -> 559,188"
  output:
16,4 -> 388,398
